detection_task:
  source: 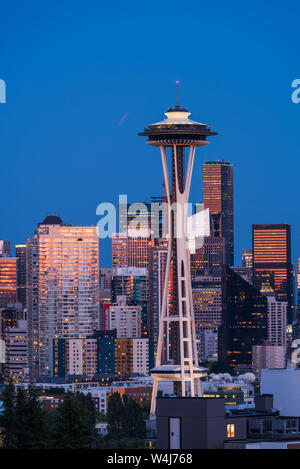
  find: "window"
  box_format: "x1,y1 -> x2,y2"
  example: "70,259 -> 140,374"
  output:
227,424 -> 235,438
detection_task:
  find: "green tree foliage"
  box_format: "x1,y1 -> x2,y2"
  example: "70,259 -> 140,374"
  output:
106,392 -> 146,441
209,361 -> 233,375
0,381 -> 18,448
50,391 -> 98,448
1,383 -> 49,449
106,392 -> 125,439
1,386 -> 146,449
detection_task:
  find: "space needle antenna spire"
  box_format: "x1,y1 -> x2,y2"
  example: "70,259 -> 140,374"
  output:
176,80 -> 179,107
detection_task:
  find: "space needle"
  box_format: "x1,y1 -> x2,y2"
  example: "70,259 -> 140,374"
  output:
139,83 -> 217,417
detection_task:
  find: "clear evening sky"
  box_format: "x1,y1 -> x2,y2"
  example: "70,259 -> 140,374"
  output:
0,0 -> 299,268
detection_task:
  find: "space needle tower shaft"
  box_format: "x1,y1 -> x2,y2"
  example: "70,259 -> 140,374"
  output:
139,83 -> 217,417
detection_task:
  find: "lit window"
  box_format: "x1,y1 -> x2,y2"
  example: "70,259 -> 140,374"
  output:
227,424 -> 235,438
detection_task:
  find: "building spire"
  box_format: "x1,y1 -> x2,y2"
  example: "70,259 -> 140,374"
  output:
176,80 -> 179,107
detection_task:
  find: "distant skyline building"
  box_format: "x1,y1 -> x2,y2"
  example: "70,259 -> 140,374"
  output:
148,238 -> 168,340
231,265 -> 252,284
111,267 -> 148,337
242,249 -> 253,269
112,233 -> 150,269
190,236 -> 225,279
203,160 -> 234,266
266,293 -> 287,348
192,271 -> 222,362
252,344 -> 286,376
15,244 -> 27,308
0,240 -> 11,257
26,215 -> 99,379
107,295 -> 141,338
3,318 -> 28,383
99,267 -> 113,329
218,266 -> 268,371
114,337 -> 151,377
252,224 -> 293,323
0,257 -> 17,309
192,271 -> 222,331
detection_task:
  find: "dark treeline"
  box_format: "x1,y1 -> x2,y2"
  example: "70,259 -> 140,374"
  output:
0,384 -> 146,449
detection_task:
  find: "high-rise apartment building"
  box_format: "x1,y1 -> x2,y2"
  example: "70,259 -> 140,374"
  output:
3,319 -> 28,383
111,267 -> 148,337
15,244 -> 27,308
99,268 -> 112,330
218,266 -> 267,370
0,257 -> 17,309
252,224 -> 293,323
114,338 -> 151,377
266,293 -> 287,348
203,160 -> 234,266
107,296 -> 141,338
26,215 -> 99,379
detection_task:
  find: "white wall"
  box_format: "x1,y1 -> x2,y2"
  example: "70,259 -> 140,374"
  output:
261,369 -> 300,416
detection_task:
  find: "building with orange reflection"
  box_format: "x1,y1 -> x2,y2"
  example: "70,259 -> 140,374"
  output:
252,224 -> 293,323
0,257 -> 17,308
203,161 -> 234,266
26,215 -> 99,379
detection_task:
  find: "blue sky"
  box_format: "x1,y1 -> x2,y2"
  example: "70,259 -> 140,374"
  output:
0,0 -> 299,267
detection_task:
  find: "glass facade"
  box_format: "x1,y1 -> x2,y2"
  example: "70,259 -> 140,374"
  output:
252,224 -> 293,323
218,266 -> 267,370
203,161 -> 234,266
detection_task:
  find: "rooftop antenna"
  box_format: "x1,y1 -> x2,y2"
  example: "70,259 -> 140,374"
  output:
176,80 -> 179,107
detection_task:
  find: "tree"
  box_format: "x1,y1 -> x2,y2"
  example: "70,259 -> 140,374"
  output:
106,392 -> 146,442
122,395 -> 146,439
25,385 -> 49,448
15,387 -> 29,448
107,392 -> 125,440
0,381 -> 18,448
209,361 -> 233,375
51,392 -> 98,448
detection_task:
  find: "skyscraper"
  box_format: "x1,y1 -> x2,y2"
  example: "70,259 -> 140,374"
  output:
15,244 -> 27,308
26,215 -> 99,379
203,160 -> 234,266
111,267 -> 148,337
107,296 -> 142,338
218,266 -> 267,371
0,257 -> 17,309
148,238 -> 168,340
252,224 -> 293,323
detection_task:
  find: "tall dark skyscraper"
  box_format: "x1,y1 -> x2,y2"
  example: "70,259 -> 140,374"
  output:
203,160 -> 234,266
15,244 -> 27,308
252,224 -> 293,323
218,266 -> 267,370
